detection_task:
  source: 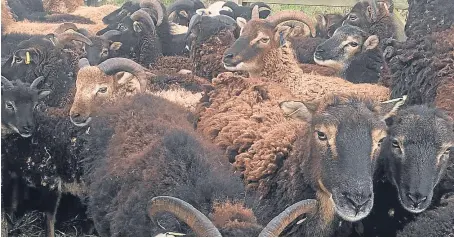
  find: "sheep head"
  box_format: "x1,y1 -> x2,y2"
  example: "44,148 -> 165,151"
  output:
343,0 -> 392,28
314,25 -> 379,71
84,30 -> 123,65
186,14 -> 237,51
148,196 -> 317,236
168,0 -> 205,26
279,95 -> 406,222
1,76 -> 51,138
101,0 -> 140,25
69,58 -> 153,127
315,13 -> 345,38
222,10 -> 316,74
381,105 -> 454,213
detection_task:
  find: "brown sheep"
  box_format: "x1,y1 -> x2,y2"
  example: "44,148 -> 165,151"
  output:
196,73 -> 405,235
223,11 -> 390,103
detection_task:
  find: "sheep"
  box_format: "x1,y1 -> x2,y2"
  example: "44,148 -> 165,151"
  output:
1,32 -> 91,107
186,14 -> 238,79
353,104 -> 454,236
222,11 -> 390,103
195,1 -> 225,16
167,0 -> 205,26
42,0 -> 84,14
315,13 -> 344,39
78,92 -> 261,236
101,0 -> 141,25
314,24 -> 389,85
1,76 -> 51,138
219,1 -> 271,21
196,73 -> 406,235
385,0 -> 454,116
342,0 -> 402,48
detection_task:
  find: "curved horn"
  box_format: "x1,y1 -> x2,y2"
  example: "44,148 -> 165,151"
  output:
97,58 -> 149,92
140,0 -> 164,26
251,5 -> 259,20
1,76 -> 14,90
186,13 -> 202,39
100,30 -> 122,40
30,76 -> 45,90
130,9 -> 156,31
148,196 -> 222,237
168,0 -> 194,15
78,58 -> 90,69
259,199 -> 317,237
54,22 -> 79,34
267,11 -> 317,37
56,32 -> 93,46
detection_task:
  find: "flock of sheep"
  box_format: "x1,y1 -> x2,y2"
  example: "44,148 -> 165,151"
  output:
1,0 -> 453,236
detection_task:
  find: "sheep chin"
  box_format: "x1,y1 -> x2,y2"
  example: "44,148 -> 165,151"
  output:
70,116 -> 92,127
392,178 -> 431,214
332,194 -> 374,222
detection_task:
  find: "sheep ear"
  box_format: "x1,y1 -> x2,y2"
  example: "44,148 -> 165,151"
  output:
38,90 -> 51,99
110,42 -> 122,51
133,21 -> 142,33
378,95 -> 407,125
236,17 -> 247,31
363,35 -> 379,51
318,14 -> 327,28
279,100 -> 317,122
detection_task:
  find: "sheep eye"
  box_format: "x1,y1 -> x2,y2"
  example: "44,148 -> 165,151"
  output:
349,15 -> 357,21
260,38 -> 270,44
391,139 -> 400,149
5,101 -> 14,110
316,131 -> 327,141
15,57 -> 23,63
101,49 -> 109,57
98,87 -> 107,93
349,42 -> 359,47
378,137 -> 385,146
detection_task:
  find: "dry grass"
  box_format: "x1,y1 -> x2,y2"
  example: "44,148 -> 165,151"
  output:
43,0 -> 85,13
2,5 -> 118,35
1,0 -> 15,32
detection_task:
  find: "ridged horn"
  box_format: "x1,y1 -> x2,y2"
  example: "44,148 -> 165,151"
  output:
130,9 -> 156,32
1,76 -> 14,90
148,196 -> 222,237
267,10 -> 317,37
259,199 -> 317,237
30,76 -> 45,90
100,30 -> 122,40
78,58 -> 90,69
56,31 -> 93,46
54,22 -> 79,34
251,5 -> 259,20
97,58 -> 149,92
140,0 -> 164,26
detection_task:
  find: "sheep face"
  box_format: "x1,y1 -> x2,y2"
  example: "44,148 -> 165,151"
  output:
314,25 -> 379,70
315,13 -> 345,38
84,37 -> 122,66
281,96 -> 403,222
102,1 -> 140,25
343,0 -> 391,29
1,76 -> 51,137
382,105 -> 454,213
223,19 -> 278,73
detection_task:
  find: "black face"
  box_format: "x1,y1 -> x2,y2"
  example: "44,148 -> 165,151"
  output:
383,105 -> 454,213
343,2 -> 374,28
85,37 -> 117,66
102,1 -> 140,25
310,99 -> 386,222
1,84 -> 49,138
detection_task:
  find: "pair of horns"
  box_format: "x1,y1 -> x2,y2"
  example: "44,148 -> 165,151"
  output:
148,196 -> 317,237
1,76 -> 44,91
78,57 -> 150,93
265,11 -> 317,37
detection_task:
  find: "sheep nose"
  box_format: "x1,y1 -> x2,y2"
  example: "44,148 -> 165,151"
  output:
315,48 -> 325,54
22,125 -> 32,132
407,193 -> 428,208
224,53 -> 234,59
71,113 -> 81,119
223,53 -> 236,66
344,192 -> 372,212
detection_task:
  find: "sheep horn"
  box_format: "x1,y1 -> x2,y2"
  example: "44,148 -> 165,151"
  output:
148,196 -> 222,237
267,11 -> 317,37
97,57 -> 149,92
168,0 -> 194,15
186,13 -> 202,39
78,58 -> 90,69
130,9 -> 156,32
367,0 -> 379,22
258,199 -> 317,237
54,22 -> 79,34
1,76 -> 14,90
251,5 -> 259,20
140,0 -> 164,26
100,30 -> 122,40
30,76 -> 45,90
56,31 -> 93,46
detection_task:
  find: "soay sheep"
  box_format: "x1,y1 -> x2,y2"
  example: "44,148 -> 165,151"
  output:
167,0 -> 205,26
219,1 -> 271,21
196,74 -> 405,235
1,76 -> 51,138
314,24 -> 389,85
222,11 -> 390,102
186,13 -> 238,79
78,93 -> 261,236
1,32 -> 91,107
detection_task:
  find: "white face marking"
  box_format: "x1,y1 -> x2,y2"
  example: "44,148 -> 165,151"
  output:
224,62 -> 245,71
70,116 -> 92,127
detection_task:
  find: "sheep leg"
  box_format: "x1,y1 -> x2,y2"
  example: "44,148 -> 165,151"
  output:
45,181 -> 62,237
